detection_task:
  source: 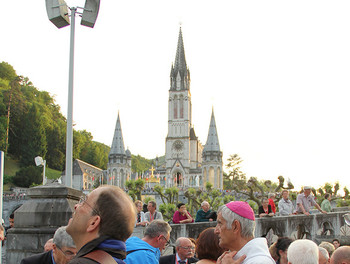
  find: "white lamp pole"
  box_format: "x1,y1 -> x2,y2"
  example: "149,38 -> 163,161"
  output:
45,0 -> 100,188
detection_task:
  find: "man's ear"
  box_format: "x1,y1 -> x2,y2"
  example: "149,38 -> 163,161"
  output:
52,243 -> 57,252
87,215 -> 101,233
231,220 -> 241,232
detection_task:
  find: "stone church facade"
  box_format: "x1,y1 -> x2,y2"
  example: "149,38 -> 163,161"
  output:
157,28 -> 223,189
107,28 -> 223,189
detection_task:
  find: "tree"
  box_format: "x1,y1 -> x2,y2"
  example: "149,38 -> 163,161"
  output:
20,104 -> 47,166
13,166 -> 42,187
125,179 -> 145,201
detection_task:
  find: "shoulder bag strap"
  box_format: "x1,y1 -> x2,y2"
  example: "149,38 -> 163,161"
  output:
84,249 -> 117,264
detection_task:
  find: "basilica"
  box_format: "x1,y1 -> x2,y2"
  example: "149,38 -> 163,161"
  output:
107,28 -> 223,189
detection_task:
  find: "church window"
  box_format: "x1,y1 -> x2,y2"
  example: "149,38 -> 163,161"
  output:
176,72 -> 181,90
180,95 -> 184,118
174,95 -> 178,119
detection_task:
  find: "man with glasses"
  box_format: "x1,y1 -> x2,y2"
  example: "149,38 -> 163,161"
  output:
66,185 -> 136,263
125,219 -> 171,264
20,226 -> 76,264
159,237 -> 198,264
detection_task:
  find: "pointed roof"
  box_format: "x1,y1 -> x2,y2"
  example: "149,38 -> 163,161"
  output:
109,112 -> 126,156
174,27 -> 187,73
203,108 -> 221,152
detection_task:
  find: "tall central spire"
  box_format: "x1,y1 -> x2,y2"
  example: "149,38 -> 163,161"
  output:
170,27 -> 190,91
174,27 -> 187,73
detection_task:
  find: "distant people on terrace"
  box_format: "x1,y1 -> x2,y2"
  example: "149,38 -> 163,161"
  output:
145,200 -> 163,222
321,193 -> 332,212
296,186 -> 327,215
268,193 -> 276,214
135,200 -> 149,227
258,198 -> 274,217
173,203 -> 194,224
278,190 -> 294,216
195,201 -> 217,222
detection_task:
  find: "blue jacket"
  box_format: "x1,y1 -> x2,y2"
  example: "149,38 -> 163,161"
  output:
125,236 -> 160,264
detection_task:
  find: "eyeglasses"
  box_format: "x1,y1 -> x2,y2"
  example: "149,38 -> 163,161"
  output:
179,246 -> 195,250
160,235 -> 170,246
78,195 -> 100,216
57,246 -> 76,259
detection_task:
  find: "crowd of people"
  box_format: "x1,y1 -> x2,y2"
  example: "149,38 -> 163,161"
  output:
259,186 -> 329,218
2,184 -> 348,264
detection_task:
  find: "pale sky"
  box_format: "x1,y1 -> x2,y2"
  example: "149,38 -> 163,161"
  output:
2,1 -> 350,191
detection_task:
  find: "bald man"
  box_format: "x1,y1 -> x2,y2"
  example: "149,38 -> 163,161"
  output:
331,246 -> 350,264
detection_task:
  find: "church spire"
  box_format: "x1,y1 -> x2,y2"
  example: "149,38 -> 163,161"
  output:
174,27 -> 187,73
109,112 -> 126,155
170,27 -> 190,91
203,108 -> 221,152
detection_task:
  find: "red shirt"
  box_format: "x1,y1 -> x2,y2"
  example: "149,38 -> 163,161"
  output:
173,210 -> 194,224
268,198 -> 276,213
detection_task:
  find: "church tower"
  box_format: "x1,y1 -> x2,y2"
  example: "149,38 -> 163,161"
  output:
202,108 -> 223,188
107,112 -> 131,188
165,28 -> 203,188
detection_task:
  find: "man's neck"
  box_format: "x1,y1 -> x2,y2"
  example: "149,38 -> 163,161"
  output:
177,252 -> 187,261
142,236 -> 158,249
229,236 -> 253,252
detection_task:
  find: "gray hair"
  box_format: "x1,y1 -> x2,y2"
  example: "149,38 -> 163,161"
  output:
201,201 -> 209,207
218,205 -> 255,238
53,226 -> 75,248
268,193 -> 275,198
144,219 -> 171,238
175,237 -> 191,247
287,239 -> 318,264
319,247 -> 329,261
319,241 -> 335,257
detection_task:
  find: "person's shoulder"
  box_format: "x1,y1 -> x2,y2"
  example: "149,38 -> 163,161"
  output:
21,251 -> 52,264
69,257 -> 99,264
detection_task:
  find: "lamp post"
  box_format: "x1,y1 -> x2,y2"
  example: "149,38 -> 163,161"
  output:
35,156 -> 47,185
45,0 -> 100,188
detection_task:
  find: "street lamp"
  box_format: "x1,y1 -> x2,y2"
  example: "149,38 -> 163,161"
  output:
35,156 -> 47,185
45,0 -> 100,188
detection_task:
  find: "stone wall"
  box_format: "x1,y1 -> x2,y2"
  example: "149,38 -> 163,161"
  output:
132,209 -> 350,249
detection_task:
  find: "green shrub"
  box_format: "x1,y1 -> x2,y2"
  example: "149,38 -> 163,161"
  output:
13,166 -> 42,187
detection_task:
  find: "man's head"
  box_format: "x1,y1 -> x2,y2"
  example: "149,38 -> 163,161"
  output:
52,226 -> 77,264
330,246 -> 350,264
332,239 -> 340,249
282,190 -> 289,200
320,241 -> 335,257
319,247 -> 330,264
287,239 -> 318,264
9,213 -> 14,228
143,219 -> 171,251
177,203 -> 186,214
303,186 -> 312,197
147,201 -> 157,214
66,185 -> 136,250
214,201 -> 255,251
44,238 -> 54,252
175,237 -> 194,261
325,193 -> 331,201
262,198 -> 269,207
201,201 -> 210,212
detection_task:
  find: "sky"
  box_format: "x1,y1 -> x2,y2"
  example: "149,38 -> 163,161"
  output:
2,1 -> 350,192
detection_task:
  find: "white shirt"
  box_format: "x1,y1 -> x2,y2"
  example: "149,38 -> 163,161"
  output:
233,238 -> 275,264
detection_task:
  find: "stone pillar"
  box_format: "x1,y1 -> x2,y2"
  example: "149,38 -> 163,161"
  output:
6,182 -> 82,263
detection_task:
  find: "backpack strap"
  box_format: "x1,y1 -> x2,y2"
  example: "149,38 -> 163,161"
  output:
84,249 -> 117,264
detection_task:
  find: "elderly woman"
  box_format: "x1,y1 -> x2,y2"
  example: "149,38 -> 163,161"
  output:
134,200 -> 148,227
196,228 -> 225,264
258,198 -> 274,217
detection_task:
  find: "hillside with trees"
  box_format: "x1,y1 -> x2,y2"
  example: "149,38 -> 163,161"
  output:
0,61 -> 153,187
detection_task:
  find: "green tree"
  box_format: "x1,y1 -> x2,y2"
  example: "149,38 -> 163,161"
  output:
13,166 -> 42,187
20,104 -> 47,166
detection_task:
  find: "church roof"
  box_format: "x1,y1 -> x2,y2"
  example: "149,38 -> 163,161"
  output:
174,27 -> 187,74
203,108 -> 221,152
190,127 -> 198,140
109,112 -> 126,156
